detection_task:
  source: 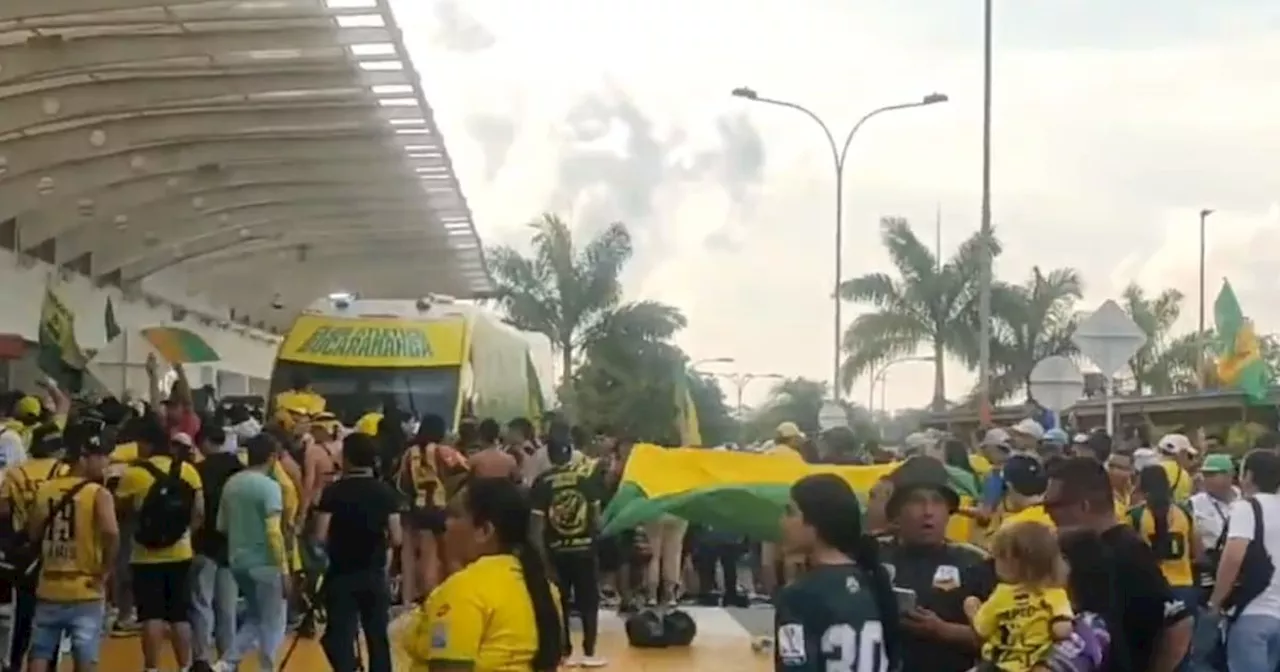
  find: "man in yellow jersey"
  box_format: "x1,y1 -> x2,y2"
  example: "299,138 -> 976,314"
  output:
1155,434 -> 1197,501
0,423 -> 71,671
115,419 -> 204,672
25,424 -> 118,672
998,455 -> 1055,530
214,433 -> 290,672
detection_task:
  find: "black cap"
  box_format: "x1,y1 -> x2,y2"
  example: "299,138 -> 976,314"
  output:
886,456 -> 959,518
1003,454 -> 1047,497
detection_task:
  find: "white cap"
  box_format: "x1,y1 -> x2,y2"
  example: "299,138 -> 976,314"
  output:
980,428 -> 1012,448
904,432 -> 934,450
1010,418 -> 1045,441
1157,433 -> 1198,456
1134,447 -> 1161,470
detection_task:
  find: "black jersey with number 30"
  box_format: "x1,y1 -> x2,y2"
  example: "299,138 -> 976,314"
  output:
774,564 -> 889,672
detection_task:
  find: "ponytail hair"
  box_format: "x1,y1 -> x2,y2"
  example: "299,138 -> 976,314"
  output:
516,543 -> 563,670
463,478 -> 563,671
791,473 -> 903,671
1137,465 -> 1173,555
845,535 -> 902,670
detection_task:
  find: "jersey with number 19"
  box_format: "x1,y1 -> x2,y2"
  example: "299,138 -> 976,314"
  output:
775,563 -> 889,672
32,476 -> 106,602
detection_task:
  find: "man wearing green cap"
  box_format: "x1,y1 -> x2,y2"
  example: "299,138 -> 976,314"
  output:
1189,454 -> 1239,588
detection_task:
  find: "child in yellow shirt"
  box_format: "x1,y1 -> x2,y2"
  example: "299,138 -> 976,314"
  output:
965,521 -> 1074,672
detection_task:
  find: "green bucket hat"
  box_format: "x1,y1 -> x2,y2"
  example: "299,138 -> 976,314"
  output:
1202,454 -> 1234,474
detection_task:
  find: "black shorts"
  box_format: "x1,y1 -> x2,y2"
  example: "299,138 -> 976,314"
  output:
407,506 -> 445,534
131,560 -> 192,623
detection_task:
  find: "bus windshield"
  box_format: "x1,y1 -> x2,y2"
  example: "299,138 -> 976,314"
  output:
269,361 -> 461,428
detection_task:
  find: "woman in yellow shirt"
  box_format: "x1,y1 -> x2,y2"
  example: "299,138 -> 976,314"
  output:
403,477 -> 562,672
1129,465 -> 1202,610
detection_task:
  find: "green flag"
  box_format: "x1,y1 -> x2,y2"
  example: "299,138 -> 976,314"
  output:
1215,280 -> 1270,403
104,297 -> 121,342
37,283 -> 87,389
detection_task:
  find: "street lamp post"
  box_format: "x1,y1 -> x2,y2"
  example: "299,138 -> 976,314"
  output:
976,0 -> 995,423
708,372 -> 785,418
692,357 -> 735,370
731,87 -> 948,402
1198,208 -> 1214,387
868,355 -> 933,413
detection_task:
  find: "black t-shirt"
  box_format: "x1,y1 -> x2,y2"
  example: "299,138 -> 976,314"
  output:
1098,524 -> 1192,672
774,563 -> 888,671
530,461 -> 603,553
317,473 -> 403,574
878,539 -> 995,672
193,452 -> 244,565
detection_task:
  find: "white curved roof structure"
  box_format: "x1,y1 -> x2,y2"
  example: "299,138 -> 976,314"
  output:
0,0 -> 490,326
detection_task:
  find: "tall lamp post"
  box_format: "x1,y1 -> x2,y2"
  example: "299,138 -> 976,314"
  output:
1198,208 -> 1214,386
706,368 -> 783,417
976,0 -> 995,424
868,355 -> 933,413
692,357 -> 735,370
730,87 -> 948,401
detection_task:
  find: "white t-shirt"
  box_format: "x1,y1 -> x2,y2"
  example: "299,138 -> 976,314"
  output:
0,427 -> 26,485
1190,490 -> 1239,550
1226,492 -> 1280,617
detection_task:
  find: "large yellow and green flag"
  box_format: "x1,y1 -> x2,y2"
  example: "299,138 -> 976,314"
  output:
600,445 -> 979,541
37,281 -> 87,385
1215,280 -> 1271,403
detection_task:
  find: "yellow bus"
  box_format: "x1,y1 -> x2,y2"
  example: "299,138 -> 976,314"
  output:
268,296 -> 550,430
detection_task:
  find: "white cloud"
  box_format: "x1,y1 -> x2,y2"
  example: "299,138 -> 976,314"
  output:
389,0 -> 1280,411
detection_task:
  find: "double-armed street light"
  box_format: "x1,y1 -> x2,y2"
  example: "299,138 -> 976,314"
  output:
730,87 -> 948,402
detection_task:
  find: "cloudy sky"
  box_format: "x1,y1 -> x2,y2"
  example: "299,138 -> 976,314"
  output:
386,0 -> 1280,412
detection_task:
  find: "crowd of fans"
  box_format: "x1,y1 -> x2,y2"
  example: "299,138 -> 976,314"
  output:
3,359 -> 1280,672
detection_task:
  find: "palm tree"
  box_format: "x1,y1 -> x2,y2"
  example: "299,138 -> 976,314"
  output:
1120,284 -> 1185,394
985,266 -> 1084,402
488,214 -> 685,389
745,377 -> 829,439
838,217 -> 999,410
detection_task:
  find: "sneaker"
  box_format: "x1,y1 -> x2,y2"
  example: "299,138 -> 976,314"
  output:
110,614 -> 141,637
563,654 -> 582,667
580,655 -> 608,667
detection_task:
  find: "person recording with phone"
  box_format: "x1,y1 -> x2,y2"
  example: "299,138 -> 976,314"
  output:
876,457 -> 994,672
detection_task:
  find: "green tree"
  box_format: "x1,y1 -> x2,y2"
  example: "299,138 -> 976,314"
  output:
838,217 -> 999,410
744,377 -> 829,440
687,373 -> 738,446
1120,284 -> 1185,394
488,214 -> 684,390
986,266 -> 1084,402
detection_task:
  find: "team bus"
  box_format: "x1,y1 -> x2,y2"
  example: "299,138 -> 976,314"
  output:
268,295 -> 551,429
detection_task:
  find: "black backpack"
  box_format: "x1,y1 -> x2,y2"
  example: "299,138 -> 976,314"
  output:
1224,497 -> 1275,617
133,458 -> 197,550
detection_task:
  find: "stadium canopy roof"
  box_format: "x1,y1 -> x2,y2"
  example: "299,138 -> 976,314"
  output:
0,0 -> 491,326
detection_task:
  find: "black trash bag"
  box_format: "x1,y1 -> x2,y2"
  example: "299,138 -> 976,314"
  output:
662,609 -> 697,647
625,609 -> 668,648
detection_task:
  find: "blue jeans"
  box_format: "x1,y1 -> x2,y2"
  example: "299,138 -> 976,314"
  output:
1227,614 -> 1280,672
225,566 -> 287,670
28,600 -> 105,665
190,555 -> 237,663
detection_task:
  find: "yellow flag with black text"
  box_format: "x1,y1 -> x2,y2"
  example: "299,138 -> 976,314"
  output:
38,283 -> 86,380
